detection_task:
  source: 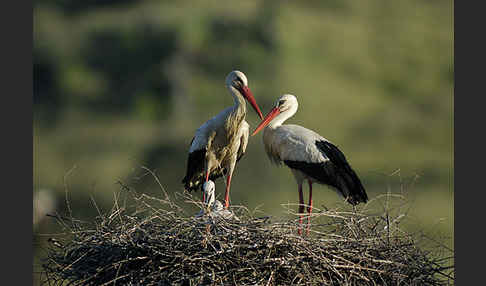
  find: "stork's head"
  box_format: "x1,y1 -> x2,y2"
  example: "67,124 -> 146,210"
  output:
212,200 -> 224,212
273,94 -> 298,113
202,180 -> 216,207
252,94 -> 299,136
225,70 -> 264,120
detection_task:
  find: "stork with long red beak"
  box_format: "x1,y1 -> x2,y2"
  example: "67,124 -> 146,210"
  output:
252,94 -> 368,234
182,70 -> 264,209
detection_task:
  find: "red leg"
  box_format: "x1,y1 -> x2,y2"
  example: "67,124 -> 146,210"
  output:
224,173 -> 232,209
298,183 -> 304,235
306,180 -> 313,235
203,171 -> 210,202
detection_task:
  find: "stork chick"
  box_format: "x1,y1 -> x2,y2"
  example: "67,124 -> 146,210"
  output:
196,180 -> 237,221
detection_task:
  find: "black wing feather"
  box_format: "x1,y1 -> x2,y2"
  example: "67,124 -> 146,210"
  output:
182,149 -> 206,191
315,140 -> 368,204
182,148 -> 234,192
284,140 -> 368,205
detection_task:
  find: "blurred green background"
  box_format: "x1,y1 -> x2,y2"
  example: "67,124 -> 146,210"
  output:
33,0 -> 453,283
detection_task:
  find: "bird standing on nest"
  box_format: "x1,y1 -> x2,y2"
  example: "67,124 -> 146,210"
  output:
183,70 -> 264,209
251,94 -> 368,234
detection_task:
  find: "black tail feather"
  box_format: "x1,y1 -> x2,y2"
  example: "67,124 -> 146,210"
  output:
283,140 -> 368,205
315,140 -> 368,204
182,149 -> 229,191
182,149 -> 206,191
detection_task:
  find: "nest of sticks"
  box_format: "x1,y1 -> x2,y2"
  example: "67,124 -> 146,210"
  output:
41,180 -> 454,285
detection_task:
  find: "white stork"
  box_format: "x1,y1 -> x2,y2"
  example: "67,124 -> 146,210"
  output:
182,70 -> 264,209
195,180 -> 238,221
251,94 -> 368,234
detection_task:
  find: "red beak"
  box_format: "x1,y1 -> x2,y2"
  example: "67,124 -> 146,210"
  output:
251,107 -> 281,136
241,86 -> 264,120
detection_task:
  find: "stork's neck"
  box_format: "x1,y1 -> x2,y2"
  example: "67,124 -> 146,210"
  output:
267,106 -> 297,129
228,86 -> 247,119
205,190 -> 215,207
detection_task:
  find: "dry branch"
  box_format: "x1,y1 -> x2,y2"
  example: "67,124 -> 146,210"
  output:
41,186 -> 454,285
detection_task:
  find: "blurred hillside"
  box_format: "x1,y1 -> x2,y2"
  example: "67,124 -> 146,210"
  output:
33,0 -> 453,283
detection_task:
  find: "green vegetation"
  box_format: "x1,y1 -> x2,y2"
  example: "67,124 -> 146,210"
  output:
34,0 -> 453,284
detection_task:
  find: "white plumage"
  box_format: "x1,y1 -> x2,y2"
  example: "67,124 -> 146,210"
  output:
263,124 -> 330,165
189,110 -> 249,160
195,180 -> 238,221
252,94 -> 368,234
183,70 -> 263,209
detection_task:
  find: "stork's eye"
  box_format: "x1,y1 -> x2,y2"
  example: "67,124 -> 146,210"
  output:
233,77 -> 244,87
278,100 -> 285,107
